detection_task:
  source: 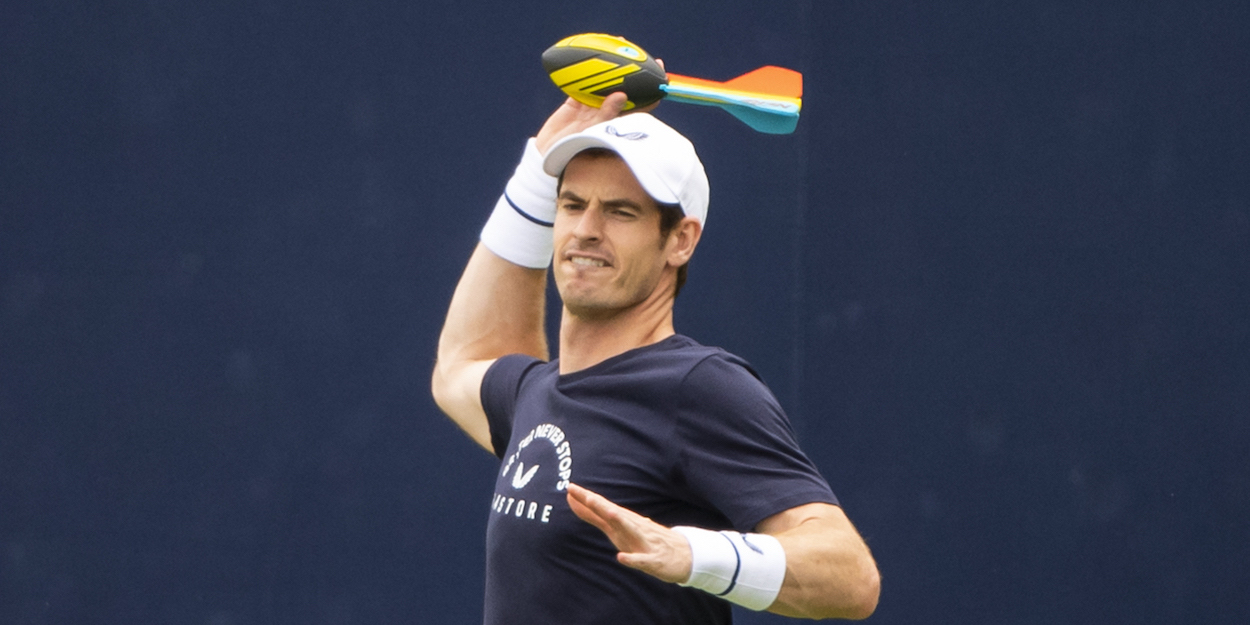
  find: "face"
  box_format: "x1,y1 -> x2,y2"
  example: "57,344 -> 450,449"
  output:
552,152 -> 677,319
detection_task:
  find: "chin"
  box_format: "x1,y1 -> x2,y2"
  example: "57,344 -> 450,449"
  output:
560,290 -> 633,319
561,296 -> 614,317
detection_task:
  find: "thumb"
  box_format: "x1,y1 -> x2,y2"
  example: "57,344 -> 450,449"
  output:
599,92 -> 630,117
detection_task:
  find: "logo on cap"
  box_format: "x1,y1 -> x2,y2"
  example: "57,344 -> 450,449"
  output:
606,125 -> 648,141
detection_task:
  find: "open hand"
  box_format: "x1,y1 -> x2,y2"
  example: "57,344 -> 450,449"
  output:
534,93 -> 629,154
566,483 -> 692,584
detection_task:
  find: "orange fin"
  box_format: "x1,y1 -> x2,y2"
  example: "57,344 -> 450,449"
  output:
667,66 -> 803,98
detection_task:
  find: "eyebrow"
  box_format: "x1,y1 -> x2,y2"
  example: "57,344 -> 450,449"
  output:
558,190 -> 649,212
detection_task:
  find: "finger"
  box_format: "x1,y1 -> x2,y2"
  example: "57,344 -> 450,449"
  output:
566,485 -> 612,532
616,552 -> 672,580
569,483 -> 641,531
567,483 -> 630,531
617,551 -> 657,569
567,485 -> 693,583
566,482 -> 609,515
535,94 -> 631,153
598,92 -> 630,119
567,484 -> 652,549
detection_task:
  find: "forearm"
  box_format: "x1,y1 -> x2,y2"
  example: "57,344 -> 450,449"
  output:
765,512 -> 881,620
431,244 -> 548,448
437,243 -> 548,364
569,486 -> 880,620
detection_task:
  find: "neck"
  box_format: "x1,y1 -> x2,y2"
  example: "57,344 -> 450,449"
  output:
557,292 -> 676,374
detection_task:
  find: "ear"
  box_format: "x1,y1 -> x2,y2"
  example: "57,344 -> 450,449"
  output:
665,217 -> 703,268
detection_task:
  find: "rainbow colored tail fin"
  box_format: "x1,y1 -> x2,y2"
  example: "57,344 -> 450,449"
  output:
661,66 -> 804,134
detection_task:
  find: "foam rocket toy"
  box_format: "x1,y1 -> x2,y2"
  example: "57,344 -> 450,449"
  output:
542,33 -> 804,134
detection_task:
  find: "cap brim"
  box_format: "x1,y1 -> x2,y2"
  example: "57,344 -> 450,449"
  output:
542,136 -> 682,207
542,135 -> 613,177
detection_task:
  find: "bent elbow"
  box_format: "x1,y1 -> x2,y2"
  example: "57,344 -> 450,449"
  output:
430,361 -> 451,412
840,560 -> 880,617
812,556 -> 880,620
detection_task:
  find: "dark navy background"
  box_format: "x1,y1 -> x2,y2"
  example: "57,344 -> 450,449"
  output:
3,1 -> 1247,623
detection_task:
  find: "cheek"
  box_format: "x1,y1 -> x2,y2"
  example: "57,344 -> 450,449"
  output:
551,221 -> 573,246
618,238 -> 668,283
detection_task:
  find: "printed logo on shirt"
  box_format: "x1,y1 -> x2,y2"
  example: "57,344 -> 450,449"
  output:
510,462 -> 539,489
492,423 -> 574,524
499,423 -> 573,491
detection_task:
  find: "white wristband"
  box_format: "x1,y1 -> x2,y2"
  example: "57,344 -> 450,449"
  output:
672,526 -> 787,611
480,138 -> 558,268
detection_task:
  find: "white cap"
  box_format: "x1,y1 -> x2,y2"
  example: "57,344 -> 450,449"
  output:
543,114 -> 710,226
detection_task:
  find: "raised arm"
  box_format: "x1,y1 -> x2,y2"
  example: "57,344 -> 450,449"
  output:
431,245 -> 548,450
431,94 -> 632,451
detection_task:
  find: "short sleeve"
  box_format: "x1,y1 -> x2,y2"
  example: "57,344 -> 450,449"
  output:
675,355 -> 838,530
480,354 -> 544,458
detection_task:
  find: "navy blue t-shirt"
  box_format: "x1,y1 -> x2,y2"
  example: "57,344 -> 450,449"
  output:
479,334 -> 838,625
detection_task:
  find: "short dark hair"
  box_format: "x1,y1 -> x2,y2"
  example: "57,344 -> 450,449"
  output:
557,149 -> 692,297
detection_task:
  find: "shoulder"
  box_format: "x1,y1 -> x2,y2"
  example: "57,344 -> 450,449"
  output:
556,335 -> 734,389
485,353 -> 554,392
642,335 -> 761,382
480,354 -> 557,457
669,339 -> 802,446
605,335 -> 774,408
674,341 -> 771,404
482,352 -> 560,409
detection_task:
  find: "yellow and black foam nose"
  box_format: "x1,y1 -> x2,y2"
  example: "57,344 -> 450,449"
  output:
542,34 -> 668,110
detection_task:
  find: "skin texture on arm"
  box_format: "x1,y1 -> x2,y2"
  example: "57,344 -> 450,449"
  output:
755,503 -> 881,620
567,484 -> 880,620
431,246 -> 548,451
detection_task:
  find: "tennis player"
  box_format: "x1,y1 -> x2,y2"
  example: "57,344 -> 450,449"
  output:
433,92 -> 880,623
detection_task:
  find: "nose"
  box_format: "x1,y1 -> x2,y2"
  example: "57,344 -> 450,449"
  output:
571,204 -> 606,241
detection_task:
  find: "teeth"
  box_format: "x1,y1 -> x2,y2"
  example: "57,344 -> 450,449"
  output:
571,257 -> 606,267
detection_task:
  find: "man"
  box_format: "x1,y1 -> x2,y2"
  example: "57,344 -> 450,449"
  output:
432,92 -> 880,623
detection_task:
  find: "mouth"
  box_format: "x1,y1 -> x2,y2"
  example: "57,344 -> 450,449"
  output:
569,256 -> 608,268
564,251 -> 612,269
